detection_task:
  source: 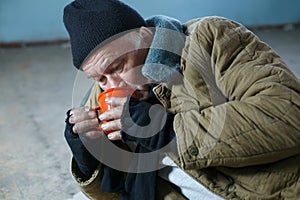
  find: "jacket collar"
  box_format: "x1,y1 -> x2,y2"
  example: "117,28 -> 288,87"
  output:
142,15 -> 185,84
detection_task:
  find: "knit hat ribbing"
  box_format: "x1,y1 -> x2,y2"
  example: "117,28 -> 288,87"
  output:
63,0 -> 146,69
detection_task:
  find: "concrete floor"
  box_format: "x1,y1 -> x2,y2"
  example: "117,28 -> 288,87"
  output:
0,27 -> 299,200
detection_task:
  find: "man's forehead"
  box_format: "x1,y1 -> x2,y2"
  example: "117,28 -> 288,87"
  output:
82,49 -> 117,72
83,52 -> 124,80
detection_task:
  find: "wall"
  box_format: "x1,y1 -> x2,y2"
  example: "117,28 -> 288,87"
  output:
1,0 -> 300,43
0,0 -> 70,43
123,0 -> 300,26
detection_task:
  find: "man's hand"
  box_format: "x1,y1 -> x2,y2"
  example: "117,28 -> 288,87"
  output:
99,97 -> 128,140
69,106 -> 102,139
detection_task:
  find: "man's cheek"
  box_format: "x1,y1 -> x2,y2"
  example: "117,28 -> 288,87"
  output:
122,67 -> 149,86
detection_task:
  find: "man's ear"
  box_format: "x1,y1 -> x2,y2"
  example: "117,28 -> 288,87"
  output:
138,26 -> 153,44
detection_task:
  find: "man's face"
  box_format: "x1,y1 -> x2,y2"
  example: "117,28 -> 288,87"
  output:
82,28 -> 153,100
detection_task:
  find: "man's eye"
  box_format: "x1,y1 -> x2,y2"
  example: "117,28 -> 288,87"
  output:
112,63 -> 124,73
98,76 -> 106,84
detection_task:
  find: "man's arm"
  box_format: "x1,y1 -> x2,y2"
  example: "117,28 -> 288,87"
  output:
65,110 -> 99,179
64,110 -> 122,199
170,17 -> 300,169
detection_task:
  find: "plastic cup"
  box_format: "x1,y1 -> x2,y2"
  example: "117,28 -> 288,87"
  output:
95,87 -> 136,134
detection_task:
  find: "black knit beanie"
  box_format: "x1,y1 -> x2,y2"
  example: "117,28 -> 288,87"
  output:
63,0 -> 146,69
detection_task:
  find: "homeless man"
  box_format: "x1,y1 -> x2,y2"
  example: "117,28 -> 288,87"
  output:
63,0 -> 300,199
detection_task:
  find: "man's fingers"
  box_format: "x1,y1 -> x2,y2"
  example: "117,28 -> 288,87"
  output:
73,118 -> 100,134
106,97 -> 127,107
101,119 -> 121,132
84,130 -> 104,139
99,106 -> 123,121
107,131 -> 122,140
69,109 -> 97,124
70,106 -> 90,115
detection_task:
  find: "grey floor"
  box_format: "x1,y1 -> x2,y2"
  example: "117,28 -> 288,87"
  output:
0,26 -> 299,200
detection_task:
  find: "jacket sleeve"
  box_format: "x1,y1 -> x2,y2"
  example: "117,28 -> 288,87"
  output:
70,158 -> 121,200
169,17 -> 300,170
67,82 -> 122,199
64,110 -> 100,179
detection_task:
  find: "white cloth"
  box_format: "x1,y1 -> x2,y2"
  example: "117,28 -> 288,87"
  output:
158,156 -> 224,200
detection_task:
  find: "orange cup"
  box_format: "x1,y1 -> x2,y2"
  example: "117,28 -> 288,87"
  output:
95,87 -> 136,134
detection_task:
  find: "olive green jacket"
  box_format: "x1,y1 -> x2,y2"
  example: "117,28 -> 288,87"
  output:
70,17 -> 300,200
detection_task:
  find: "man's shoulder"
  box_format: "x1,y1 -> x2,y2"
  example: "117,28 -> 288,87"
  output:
183,16 -> 239,34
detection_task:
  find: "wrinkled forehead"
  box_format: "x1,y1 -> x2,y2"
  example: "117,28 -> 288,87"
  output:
81,44 -> 116,72
82,44 -> 118,72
